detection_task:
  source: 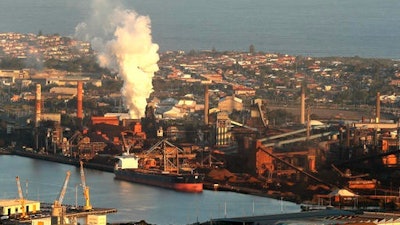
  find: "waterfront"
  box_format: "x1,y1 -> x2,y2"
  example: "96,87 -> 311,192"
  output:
0,0 -> 399,58
0,155 -> 300,225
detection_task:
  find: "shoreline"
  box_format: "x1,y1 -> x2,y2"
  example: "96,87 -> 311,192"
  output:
7,149 -> 292,203
12,149 -> 114,172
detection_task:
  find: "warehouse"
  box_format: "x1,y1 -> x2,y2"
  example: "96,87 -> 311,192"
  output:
0,199 -> 40,217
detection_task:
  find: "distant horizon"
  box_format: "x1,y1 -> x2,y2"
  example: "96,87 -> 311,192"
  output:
0,31 -> 397,62
0,0 -> 398,59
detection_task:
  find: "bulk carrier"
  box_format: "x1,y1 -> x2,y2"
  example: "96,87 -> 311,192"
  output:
114,139 -> 204,193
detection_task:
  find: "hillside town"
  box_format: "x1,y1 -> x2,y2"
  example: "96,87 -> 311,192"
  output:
0,32 -> 399,118
0,32 -> 92,61
2,32 -> 400,223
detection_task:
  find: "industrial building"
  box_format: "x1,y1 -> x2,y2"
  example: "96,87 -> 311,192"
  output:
217,95 -> 243,113
0,199 -> 40,218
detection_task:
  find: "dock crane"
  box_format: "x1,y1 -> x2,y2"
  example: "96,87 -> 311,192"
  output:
51,171 -> 71,225
52,171 -> 71,217
80,161 -> 92,211
15,176 -> 28,219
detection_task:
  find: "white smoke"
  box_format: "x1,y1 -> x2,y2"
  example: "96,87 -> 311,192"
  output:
75,0 -> 159,119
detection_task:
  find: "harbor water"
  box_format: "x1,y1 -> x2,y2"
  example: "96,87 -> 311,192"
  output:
0,155 -> 300,225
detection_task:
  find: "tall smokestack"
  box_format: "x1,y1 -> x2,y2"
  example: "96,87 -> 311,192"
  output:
77,81 -> 83,120
204,84 -> 209,125
300,86 -> 305,125
35,84 -> 41,127
376,92 -> 380,123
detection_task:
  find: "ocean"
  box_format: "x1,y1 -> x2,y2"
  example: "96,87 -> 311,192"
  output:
0,0 -> 398,58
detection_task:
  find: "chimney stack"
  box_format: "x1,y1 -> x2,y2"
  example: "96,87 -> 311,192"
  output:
300,86 -> 305,125
35,84 -> 41,127
77,81 -> 83,120
376,92 -> 380,123
204,84 -> 209,125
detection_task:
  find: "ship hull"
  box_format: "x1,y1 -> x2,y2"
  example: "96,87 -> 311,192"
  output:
114,169 -> 204,193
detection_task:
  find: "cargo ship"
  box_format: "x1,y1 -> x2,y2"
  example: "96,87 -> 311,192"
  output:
114,139 -> 204,193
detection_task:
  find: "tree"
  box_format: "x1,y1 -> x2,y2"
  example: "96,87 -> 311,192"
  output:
0,57 -> 24,69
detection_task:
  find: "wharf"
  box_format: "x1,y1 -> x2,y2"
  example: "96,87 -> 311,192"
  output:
13,149 -> 79,166
64,208 -> 118,218
0,148 -> 12,155
40,202 -> 117,216
12,149 -> 114,172
204,183 -> 266,195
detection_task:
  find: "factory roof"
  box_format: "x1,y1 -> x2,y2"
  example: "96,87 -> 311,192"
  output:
0,199 -> 40,207
210,209 -> 400,225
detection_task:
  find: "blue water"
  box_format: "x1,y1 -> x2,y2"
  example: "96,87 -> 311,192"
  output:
0,155 -> 299,225
0,0 -> 398,58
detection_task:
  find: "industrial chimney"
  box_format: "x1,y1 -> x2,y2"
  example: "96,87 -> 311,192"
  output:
204,84 -> 209,125
35,83 -> 41,127
376,92 -> 380,123
300,85 -> 305,125
77,81 -> 83,121
202,80 -> 212,125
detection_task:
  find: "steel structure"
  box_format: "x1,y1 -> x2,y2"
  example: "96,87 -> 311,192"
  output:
80,161 -> 92,211
52,171 -> 71,225
15,176 -> 28,219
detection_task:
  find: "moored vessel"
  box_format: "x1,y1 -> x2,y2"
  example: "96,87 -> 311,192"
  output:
114,139 -> 204,192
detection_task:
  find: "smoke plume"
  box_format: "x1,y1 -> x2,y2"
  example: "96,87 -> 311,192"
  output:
75,0 -> 159,119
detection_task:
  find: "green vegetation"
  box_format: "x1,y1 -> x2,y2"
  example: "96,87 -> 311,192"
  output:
44,56 -> 110,73
0,57 -> 25,69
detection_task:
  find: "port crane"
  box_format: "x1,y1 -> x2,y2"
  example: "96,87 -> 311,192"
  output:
15,176 -> 28,219
80,161 -> 92,211
52,171 -> 71,224
139,139 -> 197,173
65,130 -> 82,157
